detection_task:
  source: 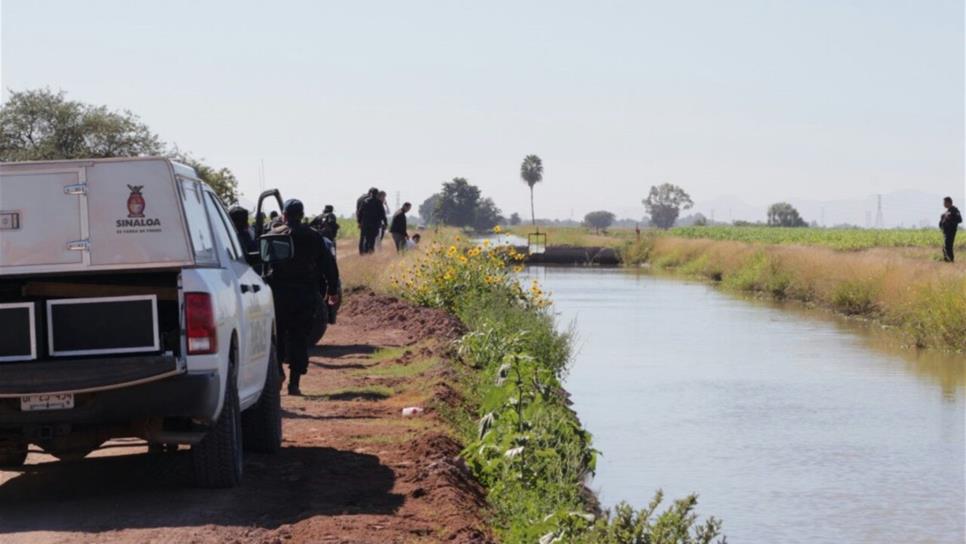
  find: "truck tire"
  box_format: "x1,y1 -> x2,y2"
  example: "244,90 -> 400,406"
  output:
0,443 -> 27,467
242,340 -> 282,453
191,365 -> 243,488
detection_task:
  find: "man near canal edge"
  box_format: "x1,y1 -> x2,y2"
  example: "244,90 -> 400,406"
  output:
940,196 -> 961,262
269,199 -> 341,395
390,202 -> 412,252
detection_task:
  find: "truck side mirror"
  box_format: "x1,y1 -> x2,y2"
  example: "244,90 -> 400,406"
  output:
259,235 -> 294,263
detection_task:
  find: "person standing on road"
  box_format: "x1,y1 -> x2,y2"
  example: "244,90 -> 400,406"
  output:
318,204 -> 340,243
358,188 -> 387,254
390,202 -> 412,252
269,199 -> 341,395
228,205 -> 258,255
356,188 -> 377,255
940,196 -> 962,262
377,191 -> 390,251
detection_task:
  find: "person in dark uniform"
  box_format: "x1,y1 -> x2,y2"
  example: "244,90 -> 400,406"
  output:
358,188 -> 387,254
317,204 -> 340,243
228,206 -> 258,255
940,196 -> 962,262
269,199 -> 341,395
390,202 -> 412,252
356,188 -> 377,255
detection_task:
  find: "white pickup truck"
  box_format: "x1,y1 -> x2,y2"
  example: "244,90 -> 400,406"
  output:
0,157 -> 291,488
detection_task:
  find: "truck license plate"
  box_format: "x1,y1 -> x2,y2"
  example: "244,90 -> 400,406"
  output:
20,393 -> 74,411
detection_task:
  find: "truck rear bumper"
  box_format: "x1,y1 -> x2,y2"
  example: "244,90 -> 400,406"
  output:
0,355 -> 181,397
0,371 -> 219,428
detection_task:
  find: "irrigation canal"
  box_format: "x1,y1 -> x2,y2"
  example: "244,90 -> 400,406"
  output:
525,266 -> 965,544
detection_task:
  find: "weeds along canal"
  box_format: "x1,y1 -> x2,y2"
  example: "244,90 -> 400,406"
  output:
523,265 -> 965,544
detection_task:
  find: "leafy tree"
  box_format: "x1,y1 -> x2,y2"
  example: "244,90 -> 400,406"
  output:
583,210 -> 615,233
474,197 -> 504,231
0,88 -> 163,160
423,177 -> 503,230
509,212 -> 522,226
169,151 -> 239,205
643,183 -> 694,229
766,202 -> 807,227
419,193 -> 442,225
0,88 -> 239,204
520,154 -> 543,228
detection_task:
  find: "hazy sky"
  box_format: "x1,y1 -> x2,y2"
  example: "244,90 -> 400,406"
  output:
2,0 -> 963,220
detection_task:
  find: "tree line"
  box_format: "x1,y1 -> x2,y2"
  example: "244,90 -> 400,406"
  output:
1,89 -> 812,229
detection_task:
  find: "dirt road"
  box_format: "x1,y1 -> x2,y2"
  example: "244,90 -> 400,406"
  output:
0,292 -> 490,544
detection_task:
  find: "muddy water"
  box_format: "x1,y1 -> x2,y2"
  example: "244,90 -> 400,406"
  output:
526,266 -> 965,544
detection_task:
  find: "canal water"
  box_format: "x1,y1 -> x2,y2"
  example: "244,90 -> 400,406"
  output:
526,266 -> 965,544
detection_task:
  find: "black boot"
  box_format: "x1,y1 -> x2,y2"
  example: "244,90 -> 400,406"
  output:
287,372 -> 302,396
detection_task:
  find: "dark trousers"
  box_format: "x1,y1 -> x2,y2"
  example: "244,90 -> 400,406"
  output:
361,227 -> 380,254
358,228 -> 365,255
273,284 -> 317,376
943,230 -> 956,262
391,232 -> 407,252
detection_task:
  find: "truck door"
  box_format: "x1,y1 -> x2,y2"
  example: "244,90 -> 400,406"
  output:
0,169 -> 86,268
203,192 -> 272,404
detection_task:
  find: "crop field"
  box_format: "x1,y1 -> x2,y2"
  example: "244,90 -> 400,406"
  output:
665,226 -> 959,251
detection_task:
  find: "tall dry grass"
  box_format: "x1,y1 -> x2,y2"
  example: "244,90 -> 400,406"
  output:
336,228 -> 458,292
643,237 -> 966,351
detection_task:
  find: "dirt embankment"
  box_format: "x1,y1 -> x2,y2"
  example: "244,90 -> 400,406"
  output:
0,291 -> 491,544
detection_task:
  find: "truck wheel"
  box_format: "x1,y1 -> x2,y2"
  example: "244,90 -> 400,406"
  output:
0,443 -> 27,467
242,340 -> 283,453
191,365 -> 243,488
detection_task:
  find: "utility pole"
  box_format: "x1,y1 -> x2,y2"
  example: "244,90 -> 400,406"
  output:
874,194 -> 884,229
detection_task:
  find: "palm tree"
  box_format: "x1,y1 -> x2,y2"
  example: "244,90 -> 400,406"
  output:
520,154 -> 543,229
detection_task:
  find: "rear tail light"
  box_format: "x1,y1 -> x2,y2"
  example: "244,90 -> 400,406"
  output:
185,293 -> 217,355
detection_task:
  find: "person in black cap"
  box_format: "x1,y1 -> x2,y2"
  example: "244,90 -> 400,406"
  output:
940,196 -> 962,262
268,199 -> 341,395
228,205 -> 257,255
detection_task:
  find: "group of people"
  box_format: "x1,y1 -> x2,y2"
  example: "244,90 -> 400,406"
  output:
355,187 -> 420,254
222,188 -> 423,396
228,200 -> 340,396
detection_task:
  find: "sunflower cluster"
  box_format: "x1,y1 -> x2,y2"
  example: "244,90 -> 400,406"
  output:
390,236 -> 548,312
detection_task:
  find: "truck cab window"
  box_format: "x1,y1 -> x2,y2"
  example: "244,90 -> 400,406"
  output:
204,192 -> 244,262
180,181 -> 217,265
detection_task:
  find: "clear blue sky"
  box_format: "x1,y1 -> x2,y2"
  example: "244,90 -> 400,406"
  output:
2,0 -> 963,220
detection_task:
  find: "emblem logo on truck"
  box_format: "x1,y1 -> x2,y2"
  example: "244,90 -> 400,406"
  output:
126,185 -> 146,218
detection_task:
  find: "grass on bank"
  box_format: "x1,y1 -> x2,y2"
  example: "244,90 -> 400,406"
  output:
389,240 -> 724,543
621,236 -> 966,352
510,224 -> 963,253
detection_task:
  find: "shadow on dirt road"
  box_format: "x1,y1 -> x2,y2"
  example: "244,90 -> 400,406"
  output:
0,445 -> 402,533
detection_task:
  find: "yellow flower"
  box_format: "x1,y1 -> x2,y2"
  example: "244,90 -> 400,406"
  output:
447,245 -> 458,257
459,255 -> 469,264
513,265 -> 524,273
493,225 -> 503,233
482,239 -> 491,247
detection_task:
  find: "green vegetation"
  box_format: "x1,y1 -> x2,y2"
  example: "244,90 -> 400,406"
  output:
632,236 -> 966,352
0,88 -> 240,204
419,177 -> 503,230
392,241 -> 723,543
520,154 -> 544,228
355,356 -> 439,379
666,225 -> 957,251
643,183 -> 694,229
